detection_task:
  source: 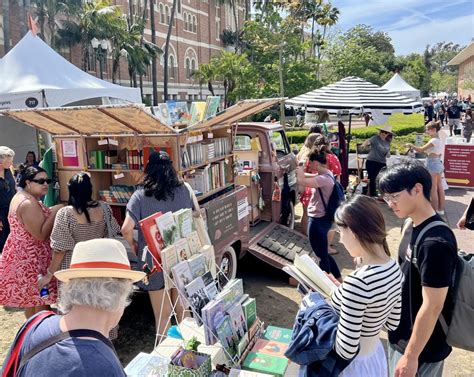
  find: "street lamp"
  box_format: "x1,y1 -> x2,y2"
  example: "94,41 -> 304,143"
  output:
90,38 -> 108,79
278,42 -> 287,128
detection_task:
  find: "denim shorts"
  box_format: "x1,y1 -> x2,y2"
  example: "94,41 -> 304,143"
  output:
426,157 -> 444,174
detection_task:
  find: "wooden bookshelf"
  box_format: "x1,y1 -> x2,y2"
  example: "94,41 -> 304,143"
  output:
180,154 -> 233,173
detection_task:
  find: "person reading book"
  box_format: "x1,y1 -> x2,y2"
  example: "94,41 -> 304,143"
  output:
121,151 -> 194,335
329,195 -> 403,376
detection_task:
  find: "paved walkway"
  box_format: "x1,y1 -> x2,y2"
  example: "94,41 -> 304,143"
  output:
444,187 -> 473,251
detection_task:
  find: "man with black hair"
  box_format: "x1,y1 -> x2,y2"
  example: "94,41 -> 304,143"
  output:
378,159 -> 457,377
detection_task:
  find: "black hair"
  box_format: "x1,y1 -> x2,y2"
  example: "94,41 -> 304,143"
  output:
68,173 -> 98,223
143,151 -> 182,201
378,158 -> 431,200
308,146 -> 327,165
18,166 -> 47,189
25,151 -> 37,164
309,125 -> 322,134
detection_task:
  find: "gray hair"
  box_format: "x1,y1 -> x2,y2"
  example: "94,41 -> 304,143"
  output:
0,146 -> 15,162
58,277 -> 133,313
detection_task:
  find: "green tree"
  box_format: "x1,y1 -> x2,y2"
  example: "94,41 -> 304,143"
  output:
397,54 -> 430,96
192,64 -> 217,96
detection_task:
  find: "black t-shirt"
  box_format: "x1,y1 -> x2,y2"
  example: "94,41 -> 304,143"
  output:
389,214 -> 457,363
0,169 -> 16,209
447,106 -> 461,119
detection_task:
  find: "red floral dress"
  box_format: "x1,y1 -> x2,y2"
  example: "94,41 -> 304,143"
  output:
0,197 -> 57,307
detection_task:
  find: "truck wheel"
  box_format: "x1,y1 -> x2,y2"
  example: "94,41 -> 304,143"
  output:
282,201 -> 295,229
219,245 -> 237,286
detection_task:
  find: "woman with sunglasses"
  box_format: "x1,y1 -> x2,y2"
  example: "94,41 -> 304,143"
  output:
0,166 -> 63,318
329,195 -> 403,376
0,146 -> 16,253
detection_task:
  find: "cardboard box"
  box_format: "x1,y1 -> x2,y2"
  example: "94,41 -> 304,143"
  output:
235,150 -> 259,169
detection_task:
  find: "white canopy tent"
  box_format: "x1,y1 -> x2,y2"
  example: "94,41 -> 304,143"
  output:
0,31 -> 141,160
382,73 -> 421,100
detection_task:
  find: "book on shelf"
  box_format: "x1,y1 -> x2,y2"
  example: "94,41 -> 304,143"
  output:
174,238 -> 192,262
242,352 -> 288,377
251,339 -> 288,358
186,231 -> 202,255
174,208 -> 194,238
226,301 -> 247,340
153,103 -> 172,126
202,298 -> 226,345
160,245 -> 178,288
138,212 -> 164,267
215,314 -> 239,358
171,260 -> 194,295
190,101 -> 206,124
204,96 -> 221,120
283,254 -> 337,297
242,297 -> 257,330
124,352 -> 169,376
155,211 -> 179,247
167,101 -> 191,125
202,271 -> 218,299
262,326 -> 292,345
187,253 -> 207,279
185,276 -> 210,326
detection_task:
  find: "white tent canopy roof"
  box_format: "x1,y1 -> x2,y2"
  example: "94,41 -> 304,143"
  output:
0,32 -> 141,108
287,76 -> 422,113
382,73 -> 420,98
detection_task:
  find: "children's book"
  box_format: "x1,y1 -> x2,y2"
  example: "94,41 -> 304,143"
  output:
190,101 -> 206,124
251,339 -> 288,358
262,325 -> 292,345
226,302 -> 247,339
171,260 -> 193,295
185,276 -> 210,326
186,231 -> 202,255
201,245 -> 217,278
204,96 -> 221,120
242,297 -> 257,330
160,245 -> 178,288
174,238 -> 192,262
215,315 -> 238,358
187,253 -> 206,278
155,211 -> 179,247
154,103 -> 172,126
138,212 -> 164,267
242,352 -> 288,377
202,298 -> 225,345
167,101 -> 191,125
174,208 -> 194,238
124,352 -> 169,376
202,271 -> 218,299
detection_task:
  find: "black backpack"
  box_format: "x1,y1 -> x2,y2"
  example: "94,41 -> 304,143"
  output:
318,174 -> 345,222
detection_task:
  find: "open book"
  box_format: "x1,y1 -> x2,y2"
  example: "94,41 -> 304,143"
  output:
283,254 -> 337,297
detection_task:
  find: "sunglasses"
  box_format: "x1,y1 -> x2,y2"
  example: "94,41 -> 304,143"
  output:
31,178 -> 52,185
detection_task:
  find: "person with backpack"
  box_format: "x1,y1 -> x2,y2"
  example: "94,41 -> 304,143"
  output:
378,159 -> 457,377
297,146 -> 342,282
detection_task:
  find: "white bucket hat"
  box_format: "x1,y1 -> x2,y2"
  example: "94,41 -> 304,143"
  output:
377,125 -> 395,135
55,239 -> 145,283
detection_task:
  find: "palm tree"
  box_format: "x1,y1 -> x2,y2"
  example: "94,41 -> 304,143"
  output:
314,3 -> 339,79
163,0 -> 178,100
2,0 -> 11,54
192,64 -> 217,96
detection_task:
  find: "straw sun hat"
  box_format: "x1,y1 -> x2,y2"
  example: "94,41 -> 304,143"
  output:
377,125 -> 395,135
54,239 -> 145,283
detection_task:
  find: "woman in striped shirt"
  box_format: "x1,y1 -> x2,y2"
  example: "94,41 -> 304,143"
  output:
330,195 -> 403,376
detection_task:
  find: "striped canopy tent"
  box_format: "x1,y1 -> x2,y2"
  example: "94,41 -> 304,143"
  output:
287,76 -> 423,114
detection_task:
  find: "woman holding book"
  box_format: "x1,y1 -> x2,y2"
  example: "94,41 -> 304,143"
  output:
121,151 -> 194,335
330,195 -> 403,376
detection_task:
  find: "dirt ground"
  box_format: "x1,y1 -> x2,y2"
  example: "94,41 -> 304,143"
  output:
0,202 -> 473,375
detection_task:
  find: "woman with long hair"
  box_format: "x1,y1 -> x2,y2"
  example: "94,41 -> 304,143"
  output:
39,172 -> 120,288
121,151 -> 194,335
0,166 -> 63,318
330,195 -> 402,376
297,146 -> 341,280
406,121 -> 445,214
24,151 -> 39,168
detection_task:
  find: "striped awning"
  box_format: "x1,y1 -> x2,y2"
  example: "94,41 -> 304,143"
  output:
287,76 -> 423,112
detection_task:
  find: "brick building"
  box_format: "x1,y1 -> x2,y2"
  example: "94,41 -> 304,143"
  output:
448,41 -> 474,99
0,0 -> 245,103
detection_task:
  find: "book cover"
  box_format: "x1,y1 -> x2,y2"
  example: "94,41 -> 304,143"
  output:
174,238 -> 192,262
124,352 -> 169,376
215,315 -> 238,358
202,271 -> 218,299
201,245 -> 217,278
202,298 -> 225,345
226,302 -> 247,339
153,103 -> 172,126
185,276 -> 210,326
242,352 -> 288,377
262,325 -> 292,345
168,101 -> 190,125
187,253 -> 206,279
229,368 -> 273,377
160,245 -> 178,288
242,297 -> 257,330
204,96 -> 221,120
155,211 -> 179,247
186,231 -> 202,255
171,260 -> 193,295
190,101 -> 206,124
138,212 -> 164,269
251,339 -> 288,358
174,208 -> 194,238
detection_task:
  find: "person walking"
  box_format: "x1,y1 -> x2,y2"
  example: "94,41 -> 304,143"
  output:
297,146 -> 342,281
360,125 -> 394,197
447,100 -> 461,136
378,159 -> 457,377
3,239 -> 145,376
406,121 -> 445,214
328,195 -> 403,376
438,105 -> 446,127
462,108 -> 472,143
0,146 -> 16,253
121,151 -> 194,335
0,167 -> 62,318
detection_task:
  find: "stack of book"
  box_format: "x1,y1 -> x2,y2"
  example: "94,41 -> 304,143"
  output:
98,185 -> 135,203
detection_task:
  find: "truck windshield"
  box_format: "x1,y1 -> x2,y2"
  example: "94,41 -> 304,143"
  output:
271,131 -> 290,157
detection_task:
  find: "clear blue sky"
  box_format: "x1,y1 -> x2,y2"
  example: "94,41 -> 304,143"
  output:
332,0 -> 474,55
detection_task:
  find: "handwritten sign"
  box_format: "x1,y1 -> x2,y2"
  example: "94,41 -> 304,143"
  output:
206,195 -> 238,243
444,144 -> 474,188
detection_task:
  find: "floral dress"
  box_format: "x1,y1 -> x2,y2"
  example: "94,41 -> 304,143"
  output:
0,197 -> 57,307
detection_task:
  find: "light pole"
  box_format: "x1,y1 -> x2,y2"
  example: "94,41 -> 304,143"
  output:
278,43 -> 286,128
91,38 -> 108,79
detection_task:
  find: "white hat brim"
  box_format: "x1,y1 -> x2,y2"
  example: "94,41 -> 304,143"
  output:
55,268 -> 146,283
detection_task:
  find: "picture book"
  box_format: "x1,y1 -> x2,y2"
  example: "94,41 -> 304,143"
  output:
174,208 -> 194,238
167,101 -> 191,125
204,96 -> 221,120
155,211 -> 179,247
202,298 -> 225,345
160,245 -> 178,288
242,352 -> 288,377
226,302 -> 247,339
242,297 -> 257,330
138,212 -> 164,268
201,245 -> 217,278
171,260 -> 193,295
237,334 -> 249,357
124,352 -> 169,376
187,253 -> 206,278
185,276 -> 210,326
202,271 -> 218,299
186,231 -> 202,255
174,238 -> 192,262
190,101 -> 206,124
262,326 -> 292,345
215,314 -> 238,358
251,339 -> 288,358
283,254 -> 337,297
153,103 -> 172,126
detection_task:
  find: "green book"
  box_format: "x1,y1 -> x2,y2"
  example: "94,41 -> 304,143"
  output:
242,297 -> 257,329
242,352 -> 288,377
262,325 -> 292,345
